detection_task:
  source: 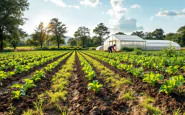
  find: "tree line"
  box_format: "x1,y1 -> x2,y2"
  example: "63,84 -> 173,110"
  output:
1,0 -> 185,51
27,22 -> 110,48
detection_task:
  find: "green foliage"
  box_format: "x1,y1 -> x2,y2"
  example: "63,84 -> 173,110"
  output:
120,90 -> 135,100
31,70 -> 45,81
31,22 -> 47,48
8,28 -> 27,50
109,60 -> 120,67
88,80 -> 103,93
130,67 -> 144,78
0,71 -> 8,80
165,65 -> 179,75
131,31 -> 144,38
48,18 -> 67,48
11,79 -> 35,99
85,71 -> 95,81
151,28 -> 165,40
79,53 -> 96,81
116,64 -> 127,70
122,47 -> 134,52
88,47 -> 96,50
115,32 -> 126,35
159,75 -> 185,94
143,72 -> 164,86
140,96 -> 161,115
162,43 -> 176,57
67,38 -> 77,46
74,26 -> 90,48
0,0 -> 29,51
134,48 -> 143,55
93,23 -> 110,45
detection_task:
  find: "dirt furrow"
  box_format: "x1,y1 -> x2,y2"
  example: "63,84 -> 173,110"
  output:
66,52 -> 118,114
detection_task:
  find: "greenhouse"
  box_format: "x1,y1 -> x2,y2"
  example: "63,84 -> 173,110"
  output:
103,35 -> 181,51
145,40 -> 181,50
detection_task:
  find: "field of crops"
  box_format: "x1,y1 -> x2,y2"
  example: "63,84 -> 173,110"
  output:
0,51 -> 184,115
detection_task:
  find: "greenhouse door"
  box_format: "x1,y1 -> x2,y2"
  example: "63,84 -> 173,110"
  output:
109,40 -> 116,46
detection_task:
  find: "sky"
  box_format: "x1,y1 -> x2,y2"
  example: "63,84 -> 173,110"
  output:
21,0 -> 185,37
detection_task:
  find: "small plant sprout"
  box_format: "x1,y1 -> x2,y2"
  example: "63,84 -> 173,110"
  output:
11,79 -> 35,99
88,80 -> 103,93
85,70 -> 95,81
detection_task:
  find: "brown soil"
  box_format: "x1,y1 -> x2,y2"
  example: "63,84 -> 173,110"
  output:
65,52 -> 129,115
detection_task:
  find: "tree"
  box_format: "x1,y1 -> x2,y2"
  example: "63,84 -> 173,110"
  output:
92,36 -> 100,46
93,23 -> 110,45
74,26 -> 90,48
165,33 -> 175,40
115,32 -> 126,35
86,37 -> 94,47
131,31 -> 144,38
8,28 -> 27,50
0,0 -> 29,51
48,18 -> 67,48
143,32 -> 152,39
177,26 -> 185,46
32,22 -> 47,48
26,38 -> 39,47
68,38 -> 77,46
152,28 -> 165,40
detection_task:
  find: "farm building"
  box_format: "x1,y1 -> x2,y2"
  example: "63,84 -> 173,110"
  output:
103,35 -> 181,51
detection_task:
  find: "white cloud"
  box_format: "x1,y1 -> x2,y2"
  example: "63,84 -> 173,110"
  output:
108,0 -> 127,29
108,0 -> 143,33
131,4 -> 140,9
79,0 -> 101,7
156,9 -> 185,16
109,17 -> 143,32
45,0 -> 80,9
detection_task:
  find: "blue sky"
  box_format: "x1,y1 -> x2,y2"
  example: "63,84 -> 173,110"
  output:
22,0 -> 185,37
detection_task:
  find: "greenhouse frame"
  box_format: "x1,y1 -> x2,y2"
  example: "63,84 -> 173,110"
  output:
103,35 -> 181,51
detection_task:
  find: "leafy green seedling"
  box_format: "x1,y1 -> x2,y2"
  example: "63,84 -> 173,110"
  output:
88,80 -> 103,93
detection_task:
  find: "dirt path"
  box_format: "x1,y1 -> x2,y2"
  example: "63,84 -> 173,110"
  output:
66,52 -> 120,114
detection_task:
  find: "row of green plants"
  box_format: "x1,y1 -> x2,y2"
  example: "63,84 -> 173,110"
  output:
0,51 -> 63,71
88,51 -> 183,78
79,52 -> 134,96
81,52 -> 174,114
0,51 -> 58,63
89,51 -> 185,75
11,52 -> 72,99
77,52 -> 102,93
85,51 -> 185,95
0,52 -> 66,81
22,52 -> 76,114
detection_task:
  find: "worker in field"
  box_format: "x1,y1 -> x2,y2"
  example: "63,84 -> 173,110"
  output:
108,44 -> 116,53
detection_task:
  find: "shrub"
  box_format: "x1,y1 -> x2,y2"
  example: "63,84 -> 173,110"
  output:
36,46 -> 85,50
134,48 -> 143,55
162,43 -> 176,57
89,47 -> 96,50
122,47 -> 134,52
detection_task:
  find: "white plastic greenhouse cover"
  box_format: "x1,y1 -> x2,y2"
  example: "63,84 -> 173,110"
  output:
114,35 -> 144,41
145,40 -> 181,50
96,46 -> 103,50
